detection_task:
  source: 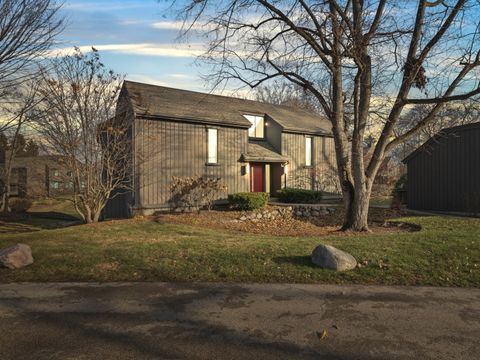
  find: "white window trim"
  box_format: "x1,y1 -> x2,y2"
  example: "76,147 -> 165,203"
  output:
244,114 -> 265,139
305,136 -> 312,167
207,128 -> 218,164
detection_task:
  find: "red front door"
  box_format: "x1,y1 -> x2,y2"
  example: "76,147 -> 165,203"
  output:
250,163 -> 264,192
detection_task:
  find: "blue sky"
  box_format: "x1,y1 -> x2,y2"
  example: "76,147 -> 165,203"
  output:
57,0 -> 206,91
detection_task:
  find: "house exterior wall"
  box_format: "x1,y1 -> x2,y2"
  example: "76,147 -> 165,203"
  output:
407,125 -> 480,213
1,156 -> 72,198
264,117 -> 282,153
282,132 -> 337,192
133,117 -> 249,212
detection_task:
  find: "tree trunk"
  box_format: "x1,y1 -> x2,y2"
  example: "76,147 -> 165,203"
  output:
342,185 -> 371,232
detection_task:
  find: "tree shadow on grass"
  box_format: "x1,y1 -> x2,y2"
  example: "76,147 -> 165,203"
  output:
273,255 -> 317,268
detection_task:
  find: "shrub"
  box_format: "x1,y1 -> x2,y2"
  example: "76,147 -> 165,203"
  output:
169,176 -> 227,211
9,198 -> 33,213
277,188 -> 323,204
228,192 -> 269,210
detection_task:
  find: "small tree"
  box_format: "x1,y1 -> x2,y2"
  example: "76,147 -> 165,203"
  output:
34,48 -> 128,223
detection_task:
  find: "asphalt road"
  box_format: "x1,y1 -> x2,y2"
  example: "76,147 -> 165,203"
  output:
0,282 -> 478,360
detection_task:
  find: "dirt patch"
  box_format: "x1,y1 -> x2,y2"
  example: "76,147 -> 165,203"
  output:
157,206 -> 417,237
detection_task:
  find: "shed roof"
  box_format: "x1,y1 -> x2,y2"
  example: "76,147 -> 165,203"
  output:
123,81 -> 332,135
402,122 -> 480,163
241,140 -> 288,163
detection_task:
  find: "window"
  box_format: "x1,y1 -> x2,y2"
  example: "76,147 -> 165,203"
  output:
244,115 -> 264,138
207,128 -> 218,164
51,181 -> 60,189
305,137 -> 312,167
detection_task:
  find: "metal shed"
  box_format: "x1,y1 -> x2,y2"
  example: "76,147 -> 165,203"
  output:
403,122 -> 480,214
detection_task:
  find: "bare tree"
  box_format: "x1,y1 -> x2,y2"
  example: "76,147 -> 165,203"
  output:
175,0 -> 480,231
0,0 -> 64,99
394,100 -> 480,158
254,81 -> 320,112
34,48 -> 128,223
0,83 -> 41,211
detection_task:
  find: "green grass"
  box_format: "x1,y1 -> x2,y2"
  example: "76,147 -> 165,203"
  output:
0,214 -> 479,287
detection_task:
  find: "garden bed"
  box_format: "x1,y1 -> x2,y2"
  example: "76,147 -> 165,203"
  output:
157,206 -> 415,237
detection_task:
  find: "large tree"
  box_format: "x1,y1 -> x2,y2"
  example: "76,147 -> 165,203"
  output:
176,0 -> 480,231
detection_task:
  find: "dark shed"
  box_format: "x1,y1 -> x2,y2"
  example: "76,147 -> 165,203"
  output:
403,122 -> 480,214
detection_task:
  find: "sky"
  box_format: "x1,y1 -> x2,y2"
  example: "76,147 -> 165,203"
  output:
57,0 -> 207,91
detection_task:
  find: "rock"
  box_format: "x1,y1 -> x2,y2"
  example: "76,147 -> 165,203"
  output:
311,245 -> 357,271
239,216 -> 247,221
0,244 -> 34,269
295,211 -> 303,217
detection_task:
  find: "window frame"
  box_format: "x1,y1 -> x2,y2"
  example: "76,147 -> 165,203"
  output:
244,114 -> 265,139
305,136 -> 313,168
206,127 -> 218,165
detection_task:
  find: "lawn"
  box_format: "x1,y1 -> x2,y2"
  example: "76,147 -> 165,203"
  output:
0,212 -> 479,287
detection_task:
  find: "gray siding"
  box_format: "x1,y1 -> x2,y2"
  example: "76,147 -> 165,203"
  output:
282,132 -> 337,191
265,117 -> 282,153
134,118 -> 249,210
407,125 -> 480,212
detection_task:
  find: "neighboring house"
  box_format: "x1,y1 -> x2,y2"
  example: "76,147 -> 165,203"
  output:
104,81 -> 337,218
403,122 -> 480,214
0,155 -> 73,198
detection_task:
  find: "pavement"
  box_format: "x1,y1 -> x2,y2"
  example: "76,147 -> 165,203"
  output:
0,282 -> 479,360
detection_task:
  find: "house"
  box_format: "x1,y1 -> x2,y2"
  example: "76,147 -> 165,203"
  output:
104,81 -> 337,218
403,122 -> 480,214
0,155 -> 73,198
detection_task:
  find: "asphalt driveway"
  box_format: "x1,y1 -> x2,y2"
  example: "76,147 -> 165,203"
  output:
0,282 -> 479,359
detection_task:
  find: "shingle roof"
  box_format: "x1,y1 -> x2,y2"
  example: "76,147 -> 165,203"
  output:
123,81 -> 332,135
242,140 -> 288,163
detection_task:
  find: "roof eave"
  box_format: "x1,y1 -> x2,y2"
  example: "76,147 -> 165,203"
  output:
135,113 -> 251,129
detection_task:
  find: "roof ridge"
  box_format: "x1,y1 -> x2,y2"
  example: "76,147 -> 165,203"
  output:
123,80 -> 323,116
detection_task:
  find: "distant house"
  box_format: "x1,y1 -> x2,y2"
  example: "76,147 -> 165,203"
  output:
104,81 -> 337,218
403,122 -> 480,214
1,155 -> 73,198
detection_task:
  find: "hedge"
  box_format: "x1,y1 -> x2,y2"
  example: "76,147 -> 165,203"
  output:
228,192 -> 269,210
277,188 -> 323,204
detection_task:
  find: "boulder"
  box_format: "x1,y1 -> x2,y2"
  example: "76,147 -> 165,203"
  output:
0,244 -> 34,269
311,245 -> 357,271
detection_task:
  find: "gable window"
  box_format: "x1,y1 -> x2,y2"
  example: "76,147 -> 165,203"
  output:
305,136 -> 312,167
244,115 -> 264,138
207,128 -> 218,164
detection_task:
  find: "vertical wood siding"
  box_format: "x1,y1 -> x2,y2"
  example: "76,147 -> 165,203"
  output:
134,118 -> 249,209
407,125 -> 480,212
282,132 -> 337,191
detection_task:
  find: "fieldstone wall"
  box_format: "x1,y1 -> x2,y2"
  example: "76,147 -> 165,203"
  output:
237,205 -> 336,222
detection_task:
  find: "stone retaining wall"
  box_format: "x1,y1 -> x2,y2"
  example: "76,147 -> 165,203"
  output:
237,205 -> 336,222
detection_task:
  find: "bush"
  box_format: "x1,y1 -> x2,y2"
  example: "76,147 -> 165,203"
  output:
169,176 -> 227,211
277,188 -> 323,204
9,198 -> 32,213
228,192 -> 269,211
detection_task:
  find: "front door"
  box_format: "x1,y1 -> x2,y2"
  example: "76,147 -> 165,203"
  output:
250,163 -> 264,192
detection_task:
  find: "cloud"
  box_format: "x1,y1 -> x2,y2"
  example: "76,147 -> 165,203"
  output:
151,21 -> 215,31
63,1 -> 153,12
46,43 -> 205,58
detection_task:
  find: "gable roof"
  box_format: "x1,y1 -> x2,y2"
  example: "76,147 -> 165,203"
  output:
403,122 -> 480,163
122,81 -> 332,135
